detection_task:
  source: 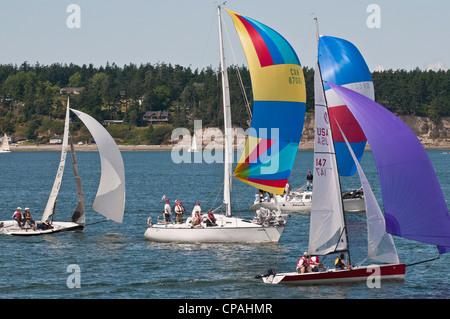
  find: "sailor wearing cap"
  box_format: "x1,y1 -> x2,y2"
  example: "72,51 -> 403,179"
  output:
174,200 -> 185,224
191,202 -> 202,227
12,207 -> 23,227
192,202 -> 201,218
23,207 -> 36,229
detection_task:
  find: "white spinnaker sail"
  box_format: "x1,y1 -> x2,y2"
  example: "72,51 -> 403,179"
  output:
334,119 -> 400,264
308,64 -> 348,256
70,109 -> 125,223
41,101 -> 70,222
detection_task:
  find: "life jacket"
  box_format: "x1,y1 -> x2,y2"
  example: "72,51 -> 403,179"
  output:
175,205 -> 183,213
297,257 -> 309,267
24,211 -> 31,219
335,258 -> 344,268
14,211 -> 21,218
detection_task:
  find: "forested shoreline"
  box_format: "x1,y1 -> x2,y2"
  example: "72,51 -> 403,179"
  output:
0,62 -> 449,145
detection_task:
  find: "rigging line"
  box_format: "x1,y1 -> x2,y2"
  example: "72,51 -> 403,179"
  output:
299,14 -> 315,65
203,180 -> 225,204
199,8 -> 218,69
406,254 -> 440,268
209,182 -> 224,212
84,219 -> 109,226
222,12 -> 252,120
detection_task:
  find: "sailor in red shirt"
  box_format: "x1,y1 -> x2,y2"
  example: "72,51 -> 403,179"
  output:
296,252 -> 311,273
309,255 -> 320,272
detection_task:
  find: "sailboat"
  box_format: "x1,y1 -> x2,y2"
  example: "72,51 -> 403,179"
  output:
187,131 -> 199,152
144,6 -> 306,243
0,99 -> 125,236
0,133 -> 11,153
258,53 -> 450,285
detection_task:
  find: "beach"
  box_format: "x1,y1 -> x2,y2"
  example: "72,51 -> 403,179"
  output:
9,137 -> 450,152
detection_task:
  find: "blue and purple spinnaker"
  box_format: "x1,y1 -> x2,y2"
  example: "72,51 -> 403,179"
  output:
328,82 -> 450,254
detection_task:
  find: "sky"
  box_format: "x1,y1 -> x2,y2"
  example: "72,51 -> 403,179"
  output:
0,0 -> 449,72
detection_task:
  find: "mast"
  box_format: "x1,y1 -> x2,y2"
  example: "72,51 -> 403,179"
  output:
218,4 -> 232,217
314,18 -> 351,264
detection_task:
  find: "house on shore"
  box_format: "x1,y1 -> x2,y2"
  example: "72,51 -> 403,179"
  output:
142,111 -> 171,125
49,136 -> 63,144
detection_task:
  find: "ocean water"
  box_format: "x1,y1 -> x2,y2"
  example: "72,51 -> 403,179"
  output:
0,150 -> 448,299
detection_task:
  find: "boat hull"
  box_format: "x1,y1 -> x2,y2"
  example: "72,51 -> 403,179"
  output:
0,220 -> 84,236
251,197 -> 365,213
144,215 -> 285,243
262,264 -> 406,285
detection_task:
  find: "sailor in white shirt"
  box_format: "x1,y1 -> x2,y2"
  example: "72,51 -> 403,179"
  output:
163,199 -> 172,222
191,202 -> 202,227
192,202 -> 201,218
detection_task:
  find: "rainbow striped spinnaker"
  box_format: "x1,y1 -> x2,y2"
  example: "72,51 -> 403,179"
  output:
228,10 -> 306,195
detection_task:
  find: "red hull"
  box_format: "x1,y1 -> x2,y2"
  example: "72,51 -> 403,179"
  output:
264,264 -> 406,285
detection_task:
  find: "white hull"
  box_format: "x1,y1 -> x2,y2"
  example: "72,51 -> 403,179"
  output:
0,220 -> 83,236
250,192 -> 365,213
144,214 -> 285,243
0,150 -> 10,153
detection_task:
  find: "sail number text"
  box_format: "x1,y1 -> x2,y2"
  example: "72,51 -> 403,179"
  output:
316,127 -> 330,146
288,68 -> 302,85
315,157 -> 328,176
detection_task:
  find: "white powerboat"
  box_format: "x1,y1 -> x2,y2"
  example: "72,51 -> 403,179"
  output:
250,185 -> 364,213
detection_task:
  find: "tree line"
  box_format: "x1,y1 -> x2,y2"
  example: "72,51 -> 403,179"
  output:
0,61 -> 448,144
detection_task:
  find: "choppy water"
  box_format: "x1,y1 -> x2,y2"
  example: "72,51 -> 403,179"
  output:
0,150 -> 448,299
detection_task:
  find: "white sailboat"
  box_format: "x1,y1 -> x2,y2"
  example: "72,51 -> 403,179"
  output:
187,131 -> 199,152
144,6 -> 307,243
0,99 -> 125,236
0,133 -> 11,153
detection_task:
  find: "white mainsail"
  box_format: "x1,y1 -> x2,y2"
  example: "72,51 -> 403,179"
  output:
308,63 -> 348,256
70,109 -> 125,223
0,133 -> 10,153
187,133 -> 198,152
41,101 -> 71,222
